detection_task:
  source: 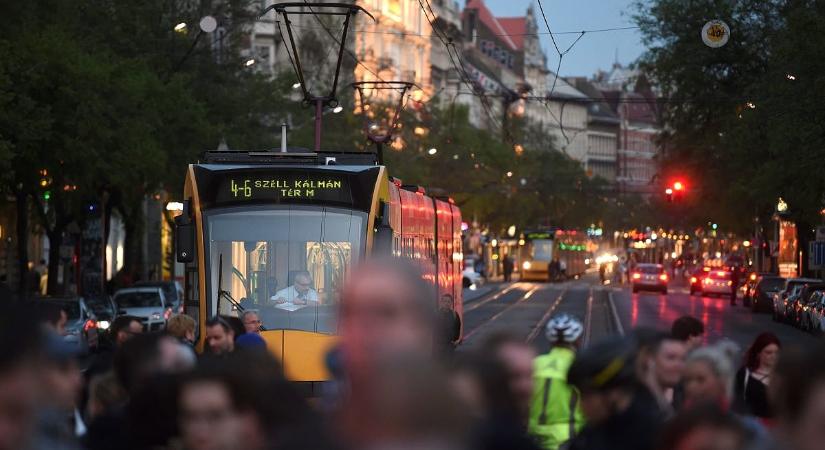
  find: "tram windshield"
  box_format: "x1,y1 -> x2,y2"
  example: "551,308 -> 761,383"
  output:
530,239 -> 554,262
205,206 -> 367,334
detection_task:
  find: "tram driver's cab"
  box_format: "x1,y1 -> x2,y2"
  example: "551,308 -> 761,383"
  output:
206,205 -> 365,335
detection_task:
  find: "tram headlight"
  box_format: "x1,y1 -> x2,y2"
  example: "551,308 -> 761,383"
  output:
523,261 -> 531,270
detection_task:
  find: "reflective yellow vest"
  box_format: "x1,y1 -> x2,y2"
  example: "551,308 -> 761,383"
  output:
528,346 -> 585,450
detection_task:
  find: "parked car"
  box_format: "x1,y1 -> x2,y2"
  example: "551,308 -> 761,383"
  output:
751,276 -> 785,313
786,283 -> 825,327
702,270 -> 733,297
772,278 -> 821,322
113,286 -> 170,331
134,281 -> 184,313
741,272 -> 770,306
35,296 -> 108,353
803,291 -> 825,334
689,267 -> 711,295
463,266 -> 484,290
631,263 -> 668,294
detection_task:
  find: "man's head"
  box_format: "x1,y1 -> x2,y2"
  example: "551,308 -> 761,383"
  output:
33,302 -> 68,336
241,310 -> 261,334
340,259 -> 434,383
111,315 -> 143,346
671,316 -> 704,351
166,314 -> 196,344
206,316 -> 235,355
40,333 -> 83,412
633,328 -> 687,389
114,333 -> 195,394
294,272 -> 313,295
568,337 -> 639,424
772,341 -> 825,450
481,332 -> 535,419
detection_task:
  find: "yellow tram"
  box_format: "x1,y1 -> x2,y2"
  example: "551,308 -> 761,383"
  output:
174,150 -> 463,382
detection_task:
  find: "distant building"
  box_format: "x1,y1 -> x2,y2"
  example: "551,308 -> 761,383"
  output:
594,63 -> 663,195
567,77 -> 620,183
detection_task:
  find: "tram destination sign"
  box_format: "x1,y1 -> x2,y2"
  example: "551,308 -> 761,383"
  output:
214,172 -> 352,205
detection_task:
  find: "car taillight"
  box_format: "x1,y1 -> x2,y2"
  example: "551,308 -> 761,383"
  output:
690,277 -> 697,283
727,281 -> 733,286
704,278 -> 712,284
659,274 -> 668,281
632,273 -> 641,280
750,273 -> 757,281
83,319 -> 97,332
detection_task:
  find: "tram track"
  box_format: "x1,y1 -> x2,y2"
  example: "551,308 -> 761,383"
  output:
463,286 -> 541,340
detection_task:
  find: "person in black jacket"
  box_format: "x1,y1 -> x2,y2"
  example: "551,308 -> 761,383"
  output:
566,336 -> 664,450
733,332 -> 781,419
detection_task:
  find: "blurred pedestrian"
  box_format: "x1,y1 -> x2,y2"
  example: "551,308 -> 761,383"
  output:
566,336 -> 663,450
241,310 -> 263,335
206,316 -> 236,355
528,315 -> 585,450
657,404 -> 748,450
32,332 -> 84,449
483,332 -> 536,425
465,351 -> 541,450
436,294 -> 461,356
733,332 -> 780,420
179,351 -> 326,450
337,259 -> 440,447
33,301 -> 68,336
671,315 -> 705,352
670,315 -> 705,409
503,255 -> 514,282
85,372 -> 125,423
633,328 -> 687,417
166,313 -> 196,345
730,267 -> 740,306
0,304 -> 44,450
235,333 -> 267,350
771,340 -> 825,450
682,342 -> 738,409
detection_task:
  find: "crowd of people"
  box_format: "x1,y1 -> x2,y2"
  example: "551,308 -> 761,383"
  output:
2,258 -> 825,450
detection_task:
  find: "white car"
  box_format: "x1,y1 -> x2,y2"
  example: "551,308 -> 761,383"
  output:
114,286 -> 170,332
702,270 -> 733,297
462,267 -> 484,290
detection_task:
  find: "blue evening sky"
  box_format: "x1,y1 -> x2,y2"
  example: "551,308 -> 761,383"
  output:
481,0 -> 645,77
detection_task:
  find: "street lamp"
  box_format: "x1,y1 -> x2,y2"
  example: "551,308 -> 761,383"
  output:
174,22 -> 187,33
427,148 -> 438,156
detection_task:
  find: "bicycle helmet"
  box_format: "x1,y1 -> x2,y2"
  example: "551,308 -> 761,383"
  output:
545,314 -> 584,344
567,336 -> 638,392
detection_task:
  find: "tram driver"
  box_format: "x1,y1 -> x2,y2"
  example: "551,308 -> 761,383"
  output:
269,271 -> 319,309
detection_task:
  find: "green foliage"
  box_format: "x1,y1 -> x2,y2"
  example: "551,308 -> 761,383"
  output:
634,0 -> 825,231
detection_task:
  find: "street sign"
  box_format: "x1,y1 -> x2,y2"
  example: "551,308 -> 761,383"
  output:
809,241 -> 825,270
702,20 -> 730,48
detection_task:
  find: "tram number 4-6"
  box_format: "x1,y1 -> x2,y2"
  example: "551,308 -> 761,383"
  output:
230,178 -> 343,199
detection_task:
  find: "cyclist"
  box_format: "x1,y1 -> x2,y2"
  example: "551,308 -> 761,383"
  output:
528,314 -> 585,450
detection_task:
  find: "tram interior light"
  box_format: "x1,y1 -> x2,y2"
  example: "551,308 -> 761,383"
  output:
522,261 -> 531,270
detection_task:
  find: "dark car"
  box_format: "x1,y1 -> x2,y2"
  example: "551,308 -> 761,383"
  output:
751,276 -> 785,313
773,278 -> 821,322
689,267 -> 711,295
742,272 -> 772,307
786,283 -> 825,327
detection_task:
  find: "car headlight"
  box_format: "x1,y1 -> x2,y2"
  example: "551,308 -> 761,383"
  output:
522,261 -> 531,270
97,320 -> 110,330
151,312 -> 162,320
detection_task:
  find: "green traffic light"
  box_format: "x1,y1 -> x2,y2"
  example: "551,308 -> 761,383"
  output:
712,223 -> 718,230
44,191 -> 51,201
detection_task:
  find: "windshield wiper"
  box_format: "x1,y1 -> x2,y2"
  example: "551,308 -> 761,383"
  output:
217,254 -> 267,332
